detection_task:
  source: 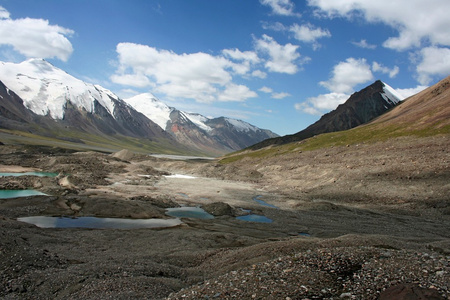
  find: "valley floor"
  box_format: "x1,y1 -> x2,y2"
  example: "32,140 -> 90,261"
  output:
0,136 -> 449,299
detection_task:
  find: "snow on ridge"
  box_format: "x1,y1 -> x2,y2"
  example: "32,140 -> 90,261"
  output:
183,112 -> 212,132
124,93 -> 172,130
381,81 -> 405,105
225,118 -> 258,132
0,59 -> 116,119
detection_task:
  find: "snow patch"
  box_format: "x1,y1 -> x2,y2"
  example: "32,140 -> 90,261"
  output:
164,174 -> 197,179
183,112 -> 212,132
0,59 -> 117,119
381,82 -> 404,105
225,118 -> 258,132
124,93 -> 172,130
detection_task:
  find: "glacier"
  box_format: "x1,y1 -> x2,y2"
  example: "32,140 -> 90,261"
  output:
0,58 -> 118,119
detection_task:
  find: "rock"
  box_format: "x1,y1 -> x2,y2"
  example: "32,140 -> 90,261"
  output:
202,202 -> 234,216
111,149 -> 135,161
379,283 -> 445,300
58,176 -> 77,190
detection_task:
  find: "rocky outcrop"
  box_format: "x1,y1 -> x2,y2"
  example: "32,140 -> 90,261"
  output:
250,80 -> 402,149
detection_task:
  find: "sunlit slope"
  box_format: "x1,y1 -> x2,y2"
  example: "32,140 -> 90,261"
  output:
222,75 -> 450,163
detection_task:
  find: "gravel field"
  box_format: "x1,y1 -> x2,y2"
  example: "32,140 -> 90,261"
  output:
0,136 -> 449,299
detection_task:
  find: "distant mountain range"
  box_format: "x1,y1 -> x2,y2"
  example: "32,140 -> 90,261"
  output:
249,80 -> 404,150
0,59 -> 277,156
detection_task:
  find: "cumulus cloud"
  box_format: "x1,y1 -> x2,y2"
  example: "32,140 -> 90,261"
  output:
308,0 -> 450,51
251,70 -> 267,78
372,62 -> 399,78
111,43 -> 259,103
271,92 -> 291,99
218,84 -> 258,102
260,0 -> 300,17
352,39 -> 376,49
320,57 -> 374,94
254,34 -> 302,74
259,86 -> 273,93
0,6 -> 74,61
222,48 -> 260,75
295,93 -> 349,115
395,85 -> 428,99
289,23 -> 331,48
296,58 -> 375,115
416,46 -> 450,85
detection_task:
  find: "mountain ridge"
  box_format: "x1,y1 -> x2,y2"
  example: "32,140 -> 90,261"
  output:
249,80 -> 404,150
0,59 -> 277,155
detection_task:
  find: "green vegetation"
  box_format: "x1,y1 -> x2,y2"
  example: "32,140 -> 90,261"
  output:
220,121 -> 450,164
0,128 -> 200,156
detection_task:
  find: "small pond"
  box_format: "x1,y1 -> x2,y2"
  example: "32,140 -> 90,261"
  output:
236,214 -> 273,223
253,195 -> 279,209
0,172 -> 58,177
17,216 -> 183,229
0,190 -> 48,199
165,207 -> 214,219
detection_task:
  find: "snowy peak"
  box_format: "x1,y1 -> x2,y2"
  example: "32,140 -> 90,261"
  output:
124,93 -> 173,130
0,59 -> 118,119
381,81 -> 404,105
223,117 -> 259,133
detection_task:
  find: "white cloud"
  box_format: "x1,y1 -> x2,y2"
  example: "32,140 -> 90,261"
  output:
261,21 -> 286,32
260,0 -> 300,17
272,92 -> 291,99
295,92 -> 349,115
222,48 -> 260,75
320,58 -> 374,93
416,46 -> 450,85
111,42 -> 258,103
352,39 -> 376,49
372,62 -> 399,78
297,58 -> 374,115
259,86 -> 273,93
308,0 -> 450,51
218,84 -> 258,102
254,34 -> 301,74
289,23 -> 331,46
0,6 -> 74,61
222,48 -> 259,63
251,70 -> 267,78
395,85 -> 428,99
0,6 -> 10,19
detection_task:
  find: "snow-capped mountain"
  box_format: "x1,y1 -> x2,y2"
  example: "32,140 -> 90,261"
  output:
250,80 -> 405,149
0,59 -> 277,155
124,93 -> 279,154
0,59 -> 118,119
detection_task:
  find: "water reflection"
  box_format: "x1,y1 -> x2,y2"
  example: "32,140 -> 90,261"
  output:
165,207 -> 214,219
17,216 -> 183,229
0,190 -> 47,199
236,214 -> 273,223
253,195 -> 279,209
0,172 -> 58,177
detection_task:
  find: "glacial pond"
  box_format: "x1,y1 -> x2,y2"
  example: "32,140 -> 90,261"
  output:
253,195 -> 279,209
165,207 -> 214,219
0,172 -> 58,177
236,214 -> 273,223
0,190 -> 48,199
17,216 -> 183,229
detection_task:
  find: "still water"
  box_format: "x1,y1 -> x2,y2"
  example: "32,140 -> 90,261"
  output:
17,216 -> 183,229
0,190 -> 47,199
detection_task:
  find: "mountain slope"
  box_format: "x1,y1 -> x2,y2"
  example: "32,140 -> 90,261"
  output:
0,59 -> 189,153
249,80 -> 403,150
0,59 -> 277,155
124,93 -> 279,154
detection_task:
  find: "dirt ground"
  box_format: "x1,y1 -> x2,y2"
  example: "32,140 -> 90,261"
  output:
0,136 -> 449,299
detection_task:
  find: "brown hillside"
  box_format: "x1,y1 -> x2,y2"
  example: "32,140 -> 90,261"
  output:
372,75 -> 450,131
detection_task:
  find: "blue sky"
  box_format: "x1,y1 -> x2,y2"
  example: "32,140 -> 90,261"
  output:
0,0 -> 449,135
